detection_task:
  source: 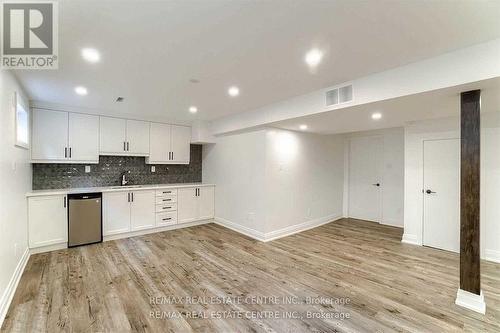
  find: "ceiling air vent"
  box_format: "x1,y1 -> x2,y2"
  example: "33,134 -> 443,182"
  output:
339,84 -> 353,103
325,88 -> 339,106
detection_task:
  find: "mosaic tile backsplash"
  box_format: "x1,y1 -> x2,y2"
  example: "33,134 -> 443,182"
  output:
33,145 -> 202,190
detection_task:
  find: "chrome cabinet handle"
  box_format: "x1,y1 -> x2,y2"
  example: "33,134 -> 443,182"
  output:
63,196 -> 66,208
162,217 -> 172,221
64,147 -> 67,158
127,142 -> 129,151
69,147 -> 72,158
123,142 -> 126,151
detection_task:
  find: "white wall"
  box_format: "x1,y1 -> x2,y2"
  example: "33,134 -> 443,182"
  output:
403,114 -> 500,263
203,128 -> 344,240
0,71 -> 31,325
344,128 -> 405,227
263,129 -> 344,234
203,129 -> 268,236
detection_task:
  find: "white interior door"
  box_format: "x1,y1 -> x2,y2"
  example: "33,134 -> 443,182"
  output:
423,139 -> 460,252
68,113 -> 99,162
348,136 -> 383,222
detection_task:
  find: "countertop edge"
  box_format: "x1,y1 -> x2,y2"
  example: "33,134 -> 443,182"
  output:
26,183 -> 216,197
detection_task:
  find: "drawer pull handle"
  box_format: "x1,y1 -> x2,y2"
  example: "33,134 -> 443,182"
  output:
162,218 -> 172,221
162,199 -> 172,201
163,206 -> 172,209
163,191 -> 171,194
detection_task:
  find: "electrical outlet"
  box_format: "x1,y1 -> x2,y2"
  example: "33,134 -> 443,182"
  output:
85,165 -> 91,173
151,166 -> 156,173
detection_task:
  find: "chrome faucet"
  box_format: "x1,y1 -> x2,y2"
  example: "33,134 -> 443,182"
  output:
121,171 -> 130,186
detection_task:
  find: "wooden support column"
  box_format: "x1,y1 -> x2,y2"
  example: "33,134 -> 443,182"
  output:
455,89 -> 485,314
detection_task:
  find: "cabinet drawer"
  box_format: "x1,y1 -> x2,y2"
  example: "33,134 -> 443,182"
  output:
155,195 -> 176,205
156,203 -> 177,212
156,211 -> 177,226
156,189 -> 177,197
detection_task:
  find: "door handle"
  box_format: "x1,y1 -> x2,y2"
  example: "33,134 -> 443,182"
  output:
131,192 -> 134,202
127,142 -> 130,151
372,183 -> 380,187
172,152 -> 174,160
425,189 -> 436,194
63,196 -> 66,208
128,192 -> 130,202
65,147 -> 67,158
69,147 -> 72,158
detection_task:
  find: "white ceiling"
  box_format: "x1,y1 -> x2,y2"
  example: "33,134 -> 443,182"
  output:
15,0 -> 500,124
271,77 -> 500,134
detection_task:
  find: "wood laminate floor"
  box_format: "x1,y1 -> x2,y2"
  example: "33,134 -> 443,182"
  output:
2,219 -> 500,332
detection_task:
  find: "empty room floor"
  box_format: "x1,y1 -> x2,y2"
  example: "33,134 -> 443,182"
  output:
2,219 -> 499,333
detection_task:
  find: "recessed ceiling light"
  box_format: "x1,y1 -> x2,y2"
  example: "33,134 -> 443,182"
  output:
299,124 -> 308,131
305,48 -> 323,67
74,86 -> 88,96
228,86 -> 240,97
81,48 -> 100,63
371,112 -> 382,120
189,106 -> 198,113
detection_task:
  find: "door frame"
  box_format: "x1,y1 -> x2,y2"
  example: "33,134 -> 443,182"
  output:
421,138 -> 460,252
344,134 -> 384,223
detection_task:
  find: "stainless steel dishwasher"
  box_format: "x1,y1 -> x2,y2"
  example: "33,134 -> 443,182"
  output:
68,193 -> 102,247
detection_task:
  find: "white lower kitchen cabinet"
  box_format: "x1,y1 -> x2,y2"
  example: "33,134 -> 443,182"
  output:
178,187 -> 198,223
28,185 -> 215,249
130,190 -> 155,231
28,195 -> 68,248
103,191 -> 131,236
178,186 -> 215,223
198,186 -> 215,220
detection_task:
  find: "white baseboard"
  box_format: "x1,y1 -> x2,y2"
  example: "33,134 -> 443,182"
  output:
214,214 -> 343,242
401,233 -> 420,245
380,218 -> 403,228
455,289 -> 486,314
0,248 -> 30,328
263,214 -> 343,242
213,217 -> 267,241
484,249 -> 500,264
30,242 -> 67,255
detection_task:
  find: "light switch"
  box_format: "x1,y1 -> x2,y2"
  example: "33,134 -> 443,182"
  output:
151,166 -> 156,173
85,165 -> 91,173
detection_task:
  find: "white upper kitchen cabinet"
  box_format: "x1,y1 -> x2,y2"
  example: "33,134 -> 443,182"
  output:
28,195 -> 68,248
68,113 -> 99,162
100,117 -> 150,156
130,190 -> 155,231
103,191 -> 131,236
126,120 -> 150,155
99,116 -> 127,154
31,109 -> 99,163
146,123 -> 190,164
31,109 -> 68,161
171,125 -> 191,164
148,122 -> 171,163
